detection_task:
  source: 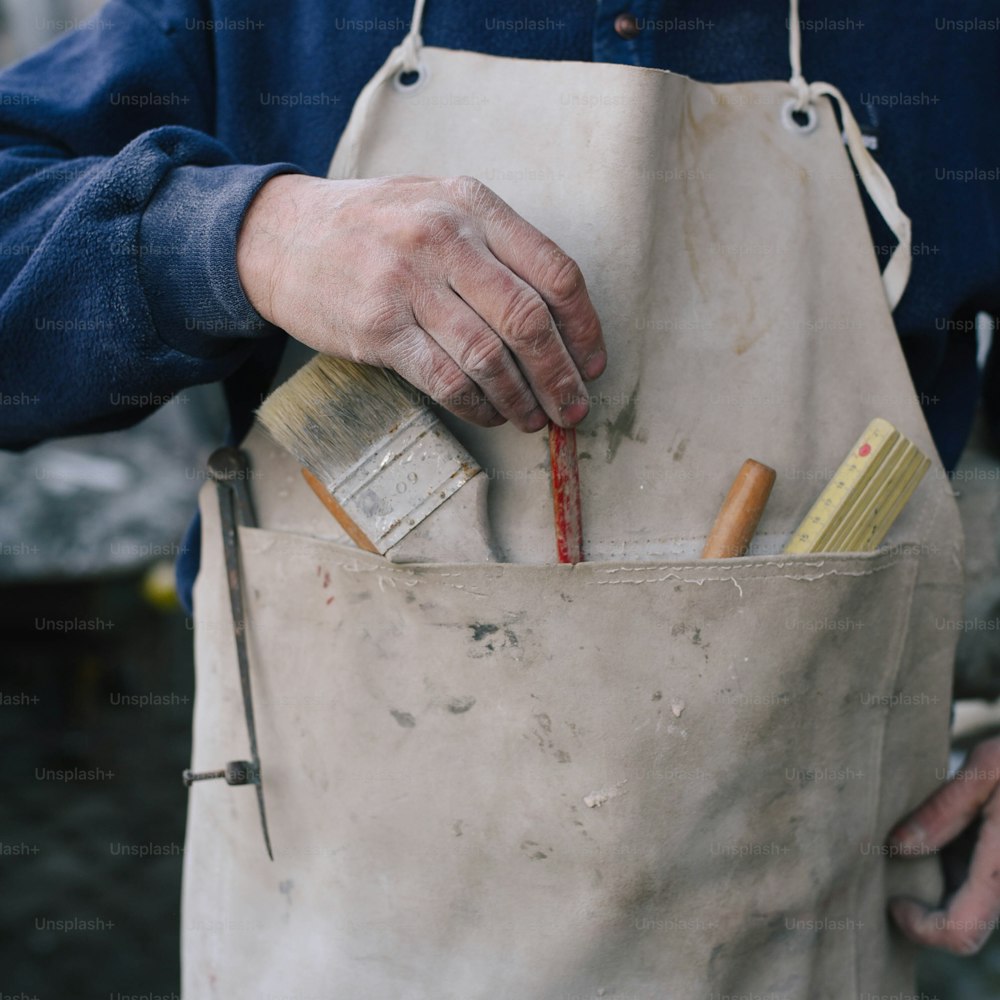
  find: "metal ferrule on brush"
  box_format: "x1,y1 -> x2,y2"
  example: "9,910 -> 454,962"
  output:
320,408 -> 481,554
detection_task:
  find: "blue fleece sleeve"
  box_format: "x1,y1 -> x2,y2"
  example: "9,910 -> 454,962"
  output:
0,0 -> 302,450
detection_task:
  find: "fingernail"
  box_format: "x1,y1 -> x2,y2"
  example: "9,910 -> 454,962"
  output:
525,409 -> 548,433
890,821 -> 926,847
889,896 -> 928,932
583,349 -> 606,381
560,397 -> 590,426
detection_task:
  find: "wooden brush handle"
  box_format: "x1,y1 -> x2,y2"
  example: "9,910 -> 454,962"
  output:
301,467 -> 380,554
548,422 -> 584,564
701,459 -> 776,559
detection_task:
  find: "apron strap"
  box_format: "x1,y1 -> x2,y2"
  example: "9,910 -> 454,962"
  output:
401,0 -> 428,72
786,0 -> 912,311
788,0 -> 808,112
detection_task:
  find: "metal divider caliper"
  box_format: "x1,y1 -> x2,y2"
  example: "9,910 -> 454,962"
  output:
182,446 -> 273,861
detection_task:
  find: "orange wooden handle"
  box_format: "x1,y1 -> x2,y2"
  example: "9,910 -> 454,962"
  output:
301,467 -> 380,555
701,459 -> 776,559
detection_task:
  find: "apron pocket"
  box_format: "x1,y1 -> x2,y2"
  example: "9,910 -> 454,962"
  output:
187,528 -> 931,999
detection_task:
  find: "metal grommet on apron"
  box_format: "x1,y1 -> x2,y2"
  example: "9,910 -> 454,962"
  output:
181,0 -> 963,995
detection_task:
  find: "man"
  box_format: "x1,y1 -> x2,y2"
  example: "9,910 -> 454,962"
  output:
1,0 -> 999,961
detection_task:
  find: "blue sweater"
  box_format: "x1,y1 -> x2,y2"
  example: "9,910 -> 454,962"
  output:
1,1 -> 998,610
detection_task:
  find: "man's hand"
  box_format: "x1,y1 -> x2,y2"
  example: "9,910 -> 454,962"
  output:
236,173 -> 606,431
889,736 -> 1000,955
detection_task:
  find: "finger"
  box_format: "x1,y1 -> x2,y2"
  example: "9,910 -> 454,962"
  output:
385,322 -> 505,428
889,790 -> 1000,955
451,177 -> 607,383
448,239 -> 591,427
414,286 -> 548,432
889,740 -> 1000,852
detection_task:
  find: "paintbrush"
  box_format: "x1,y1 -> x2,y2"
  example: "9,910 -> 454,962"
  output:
257,355 -> 494,563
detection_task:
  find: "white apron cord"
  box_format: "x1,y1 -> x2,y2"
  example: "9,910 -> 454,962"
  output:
787,0 -> 912,309
401,0 -> 428,70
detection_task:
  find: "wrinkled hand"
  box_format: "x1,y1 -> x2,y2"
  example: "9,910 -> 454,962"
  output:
889,736 -> 1000,955
237,173 -> 606,431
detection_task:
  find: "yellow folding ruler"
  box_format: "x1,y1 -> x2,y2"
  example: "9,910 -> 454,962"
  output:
784,418 -> 930,554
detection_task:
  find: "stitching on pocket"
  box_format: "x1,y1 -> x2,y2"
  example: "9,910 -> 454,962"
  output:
241,527 -> 912,591
589,557 -> 906,587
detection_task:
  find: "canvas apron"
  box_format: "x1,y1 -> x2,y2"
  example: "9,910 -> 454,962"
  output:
182,2 -> 964,996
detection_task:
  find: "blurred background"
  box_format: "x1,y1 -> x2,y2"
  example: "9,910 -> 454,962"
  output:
1,3 -> 1000,998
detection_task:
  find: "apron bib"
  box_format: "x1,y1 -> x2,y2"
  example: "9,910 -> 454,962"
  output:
182,2 -> 964,996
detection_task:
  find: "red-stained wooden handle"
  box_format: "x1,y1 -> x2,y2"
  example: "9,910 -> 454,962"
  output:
548,422 -> 584,564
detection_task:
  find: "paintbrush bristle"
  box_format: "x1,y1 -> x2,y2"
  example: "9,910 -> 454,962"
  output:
257,354 -> 423,478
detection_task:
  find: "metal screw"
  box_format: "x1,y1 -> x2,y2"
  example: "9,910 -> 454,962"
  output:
182,760 -> 257,787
